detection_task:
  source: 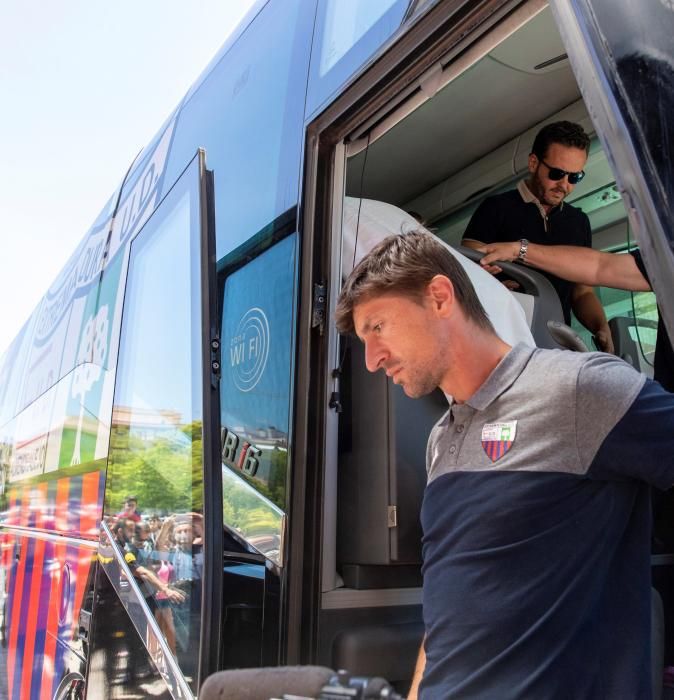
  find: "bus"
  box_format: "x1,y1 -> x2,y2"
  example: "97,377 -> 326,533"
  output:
1,0 -> 673,697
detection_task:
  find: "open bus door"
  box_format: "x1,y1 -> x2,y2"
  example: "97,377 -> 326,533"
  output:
550,0 -> 674,343
551,0 -> 674,693
86,150 -> 224,699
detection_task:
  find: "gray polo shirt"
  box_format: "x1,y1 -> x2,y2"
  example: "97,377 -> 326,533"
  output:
420,343 -> 674,699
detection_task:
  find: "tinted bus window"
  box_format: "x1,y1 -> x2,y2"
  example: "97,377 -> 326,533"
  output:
306,0 -> 408,117
571,278 -> 658,374
219,233 -> 297,565
576,0 -> 674,236
104,159 -> 205,690
558,0 -> 674,363
163,0 -> 315,260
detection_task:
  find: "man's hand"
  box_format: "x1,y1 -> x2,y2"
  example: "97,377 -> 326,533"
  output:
571,284 -> 614,355
502,279 -> 521,291
163,586 -> 187,604
406,640 -> 426,700
593,326 -> 615,354
474,243 -> 521,289
479,242 -> 521,273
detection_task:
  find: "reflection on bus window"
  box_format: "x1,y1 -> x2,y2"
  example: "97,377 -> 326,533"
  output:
97,511 -> 203,685
220,234 -> 297,511
163,0 -> 313,262
104,163 -> 204,689
219,233 -> 297,565
221,467 -> 284,565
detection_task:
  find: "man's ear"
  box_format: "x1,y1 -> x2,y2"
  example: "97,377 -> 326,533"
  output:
426,275 -> 455,316
527,153 -> 538,174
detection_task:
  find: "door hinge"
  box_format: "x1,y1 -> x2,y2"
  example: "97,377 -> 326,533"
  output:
387,505 -> 397,528
312,282 -> 327,333
210,333 -> 221,387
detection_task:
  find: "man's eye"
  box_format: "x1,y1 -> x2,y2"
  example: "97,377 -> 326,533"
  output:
373,323 -> 382,333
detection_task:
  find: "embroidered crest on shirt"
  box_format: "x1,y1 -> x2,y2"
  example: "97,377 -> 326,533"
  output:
481,421 -> 517,462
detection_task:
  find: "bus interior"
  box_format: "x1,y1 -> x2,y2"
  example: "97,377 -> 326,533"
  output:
1,1 -> 671,697
318,3 -> 669,694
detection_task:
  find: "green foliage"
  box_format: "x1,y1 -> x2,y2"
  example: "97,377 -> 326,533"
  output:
105,421 -> 204,516
234,447 -> 288,510
222,466 -> 282,535
105,418 -> 288,545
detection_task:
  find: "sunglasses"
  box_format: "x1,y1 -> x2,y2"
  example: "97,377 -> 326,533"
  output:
539,158 -> 585,185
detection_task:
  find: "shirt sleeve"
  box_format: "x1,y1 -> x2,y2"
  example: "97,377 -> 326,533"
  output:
462,197 -> 505,244
574,353 -> 646,470
580,212 -> 592,248
630,249 -> 651,286
585,376 -> 674,489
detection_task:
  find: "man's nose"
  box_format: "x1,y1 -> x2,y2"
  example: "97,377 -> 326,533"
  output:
558,175 -> 572,191
364,339 -> 387,373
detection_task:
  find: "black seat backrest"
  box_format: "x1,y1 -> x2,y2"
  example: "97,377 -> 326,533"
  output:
457,246 -> 568,349
337,339 -> 447,588
609,315 -> 658,373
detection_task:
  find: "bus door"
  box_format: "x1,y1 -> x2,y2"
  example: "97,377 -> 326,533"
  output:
86,150 -> 223,699
216,215 -> 299,670
550,0 -> 674,339
552,0 -> 674,690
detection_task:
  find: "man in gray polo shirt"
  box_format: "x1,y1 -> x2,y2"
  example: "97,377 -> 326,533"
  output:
335,231 -> 674,699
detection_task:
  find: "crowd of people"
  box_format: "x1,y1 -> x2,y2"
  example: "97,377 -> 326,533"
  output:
104,496 -> 203,670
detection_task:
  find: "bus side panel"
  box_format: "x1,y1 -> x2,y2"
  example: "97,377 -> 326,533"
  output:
0,469 -> 103,699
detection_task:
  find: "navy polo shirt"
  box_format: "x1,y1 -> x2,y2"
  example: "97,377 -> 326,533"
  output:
420,344 -> 674,699
463,187 -> 592,324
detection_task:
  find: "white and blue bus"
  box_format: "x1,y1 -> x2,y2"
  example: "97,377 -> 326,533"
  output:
1,0 -> 673,697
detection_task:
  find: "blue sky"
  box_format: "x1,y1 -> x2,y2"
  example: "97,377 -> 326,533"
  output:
0,1 -> 256,355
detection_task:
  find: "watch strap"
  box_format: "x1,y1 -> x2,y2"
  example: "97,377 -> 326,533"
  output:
517,238 -> 529,262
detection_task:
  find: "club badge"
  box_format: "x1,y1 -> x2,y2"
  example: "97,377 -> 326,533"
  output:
481,421 -> 517,462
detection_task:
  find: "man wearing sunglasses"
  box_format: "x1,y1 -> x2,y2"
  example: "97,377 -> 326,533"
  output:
462,121 -> 614,353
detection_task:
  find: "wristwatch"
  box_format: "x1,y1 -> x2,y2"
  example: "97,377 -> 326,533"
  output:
517,238 -> 529,262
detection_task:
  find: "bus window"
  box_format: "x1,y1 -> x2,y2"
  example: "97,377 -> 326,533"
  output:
552,0 -> 674,348
101,155 -> 206,692
570,261 -> 658,374
219,232 -> 298,566
564,180 -> 659,369
306,0 -> 409,117
318,0 -> 404,76
163,0 -> 314,262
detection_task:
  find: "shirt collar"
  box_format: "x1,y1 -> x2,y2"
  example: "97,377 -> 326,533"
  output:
463,342 -> 536,411
517,179 -> 563,219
